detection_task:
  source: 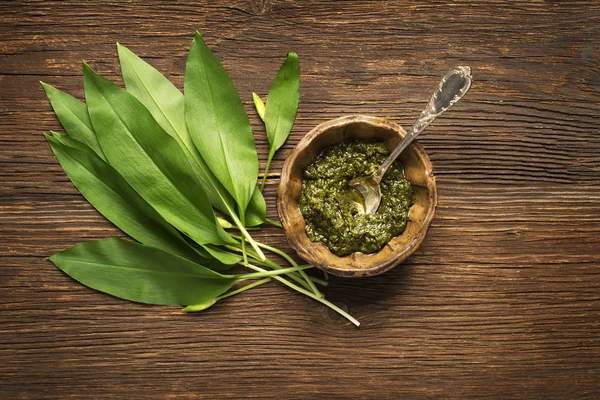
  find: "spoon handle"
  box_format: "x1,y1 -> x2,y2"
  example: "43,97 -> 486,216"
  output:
373,66 -> 472,183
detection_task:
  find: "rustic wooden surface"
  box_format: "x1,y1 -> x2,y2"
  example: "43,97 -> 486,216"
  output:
1,1 -> 599,398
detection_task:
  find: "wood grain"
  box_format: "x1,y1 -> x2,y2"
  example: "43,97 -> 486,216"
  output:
1,0 -> 600,398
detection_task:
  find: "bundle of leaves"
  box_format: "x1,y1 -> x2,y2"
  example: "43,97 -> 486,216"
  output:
42,32 -> 359,326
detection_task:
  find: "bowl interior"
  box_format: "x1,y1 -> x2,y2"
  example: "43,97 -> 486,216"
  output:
277,115 -> 437,277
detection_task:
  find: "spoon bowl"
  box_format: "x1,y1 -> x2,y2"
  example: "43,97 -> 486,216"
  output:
348,174 -> 382,215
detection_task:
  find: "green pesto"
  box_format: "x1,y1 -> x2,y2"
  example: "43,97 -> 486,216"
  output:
299,140 -> 415,257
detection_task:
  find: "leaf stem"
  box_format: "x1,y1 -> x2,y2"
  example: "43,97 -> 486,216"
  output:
262,243 -> 322,297
217,277 -> 271,300
224,244 -> 320,289
225,241 -> 327,287
255,259 -> 327,287
253,258 -> 328,289
251,257 -> 305,285
240,235 -> 248,265
231,234 -> 323,297
299,273 -> 327,287
237,264 -> 311,280
243,264 -> 360,327
259,147 -> 275,192
228,212 -> 266,261
264,218 -> 282,228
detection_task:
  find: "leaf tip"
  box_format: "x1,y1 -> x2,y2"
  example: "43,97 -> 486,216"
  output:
82,60 -> 93,69
252,92 -> 266,121
252,92 -> 263,103
81,61 -> 98,82
116,42 -> 127,53
40,81 -> 52,97
193,31 -> 206,45
116,43 -> 125,60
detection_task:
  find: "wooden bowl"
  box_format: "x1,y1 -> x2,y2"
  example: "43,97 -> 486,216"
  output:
277,115 -> 437,277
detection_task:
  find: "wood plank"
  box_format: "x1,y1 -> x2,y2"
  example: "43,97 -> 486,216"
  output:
1,0 -> 600,398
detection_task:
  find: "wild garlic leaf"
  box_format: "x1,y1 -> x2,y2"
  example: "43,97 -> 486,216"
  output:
259,52 -> 300,190
264,52 -> 300,153
117,43 -> 195,155
118,43 -> 266,227
82,62 -> 233,246
184,32 -> 258,221
181,239 -> 242,269
201,244 -> 243,267
40,82 -> 106,160
246,188 -> 267,227
45,132 -> 215,265
49,238 -> 239,305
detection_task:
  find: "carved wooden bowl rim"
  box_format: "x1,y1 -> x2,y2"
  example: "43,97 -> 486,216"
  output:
277,115 -> 438,277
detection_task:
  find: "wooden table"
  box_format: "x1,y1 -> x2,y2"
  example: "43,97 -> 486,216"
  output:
1,1 -> 599,398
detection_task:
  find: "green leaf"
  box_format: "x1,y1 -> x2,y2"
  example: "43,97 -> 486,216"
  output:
44,132 -> 216,265
118,43 -> 266,227
184,32 -> 258,220
49,238 -> 239,305
201,244 -> 243,266
259,52 -> 300,190
117,43 -> 196,157
264,52 -> 300,153
40,82 -> 106,160
180,239 -> 242,269
246,188 -> 267,227
82,62 -> 233,246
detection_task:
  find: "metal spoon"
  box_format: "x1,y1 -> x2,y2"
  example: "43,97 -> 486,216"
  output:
349,66 -> 473,214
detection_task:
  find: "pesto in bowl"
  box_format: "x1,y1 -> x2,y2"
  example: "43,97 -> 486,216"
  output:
299,140 -> 415,257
